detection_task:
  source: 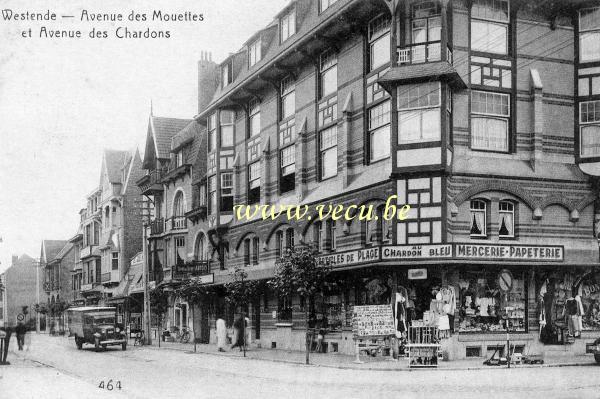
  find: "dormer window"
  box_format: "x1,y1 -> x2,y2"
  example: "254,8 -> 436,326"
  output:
471,0 -> 509,55
579,7 -> 600,63
248,38 -> 261,67
280,8 -> 296,43
319,0 -> 338,13
175,150 -> 183,168
222,61 -> 232,88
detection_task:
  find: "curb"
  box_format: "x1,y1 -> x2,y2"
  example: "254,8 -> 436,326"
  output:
135,344 -> 597,371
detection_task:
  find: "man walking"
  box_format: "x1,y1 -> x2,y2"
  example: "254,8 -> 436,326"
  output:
15,322 -> 27,351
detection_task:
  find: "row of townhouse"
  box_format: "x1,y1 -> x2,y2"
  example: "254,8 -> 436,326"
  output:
137,0 -> 600,359
40,150 -> 146,331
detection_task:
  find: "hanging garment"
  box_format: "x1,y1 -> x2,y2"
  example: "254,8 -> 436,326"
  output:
565,298 -> 578,316
575,295 -> 584,316
395,293 -> 406,337
438,315 -> 450,331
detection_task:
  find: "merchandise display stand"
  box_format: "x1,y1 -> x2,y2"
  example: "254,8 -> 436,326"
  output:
407,326 -> 442,368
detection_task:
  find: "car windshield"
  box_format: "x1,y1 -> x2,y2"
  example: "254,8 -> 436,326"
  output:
93,316 -> 115,325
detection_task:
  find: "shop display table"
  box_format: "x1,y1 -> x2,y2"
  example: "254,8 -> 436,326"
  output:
406,343 -> 442,368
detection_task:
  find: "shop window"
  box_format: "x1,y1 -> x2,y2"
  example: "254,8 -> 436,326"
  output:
369,100 -> 391,161
580,100 -> 600,158
248,38 -> 261,67
470,0 -> 509,55
319,126 -> 338,179
280,145 -> 295,193
579,7 -> 600,63
280,8 -> 296,43
470,199 -> 487,237
311,293 -> 344,332
398,82 -> 441,144
368,14 -> 391,71
220,172 -> 233,212
498,201 -> 514,238
319,49 -> 338,99
280,76 -> 295,120
220,111 -> 235,148
248,161 -> 261,204
471,90 -> 510,152
466,347 -> 482,357
459,269 -> 526,333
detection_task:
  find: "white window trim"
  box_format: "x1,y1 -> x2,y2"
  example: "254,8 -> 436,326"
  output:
470,200 -> 487,238
498,200 -> 515,238
471,0 -> 510,24
397,83 -> 442,111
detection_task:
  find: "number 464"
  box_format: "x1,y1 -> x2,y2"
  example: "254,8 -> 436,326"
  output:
99,380 -> 122,390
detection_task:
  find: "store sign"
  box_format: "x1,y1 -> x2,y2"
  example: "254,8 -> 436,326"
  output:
352,305 -> 395,337
455,244 -> 563,262
382,245 -> 452,260
191,273 -> 214,285
408,268 -> 428,280
317,248 -> 380,267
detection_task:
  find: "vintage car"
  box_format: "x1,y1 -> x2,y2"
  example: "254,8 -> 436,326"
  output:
67,306 -> 126,351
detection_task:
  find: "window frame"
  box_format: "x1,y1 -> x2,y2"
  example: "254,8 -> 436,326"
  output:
208,175 -> 217,215
319,49 -> 338,99
470,90 -> 510,153
319,0 -> 338,13
219,110 -> 235,148
579,100 -> 600,158
220,172 -> 233,212
368,14 -> 391,72
470,0 -> 510,55
248,161 -> 261,204
498,200 -> 515,238
248,38 -> 261,67
111,252 -> 119,271
208,113 -> 217,152
248,99 -> 261,138
319,126 -> 338,180
368,99 -> 391,161
469,199 -> 487,238
397,82 -> 442,145
221,61 -> 233,88
280,8 -> 296,43
579,7 -> 600,63
279,145 -> 296,194
280,75 -> 296,121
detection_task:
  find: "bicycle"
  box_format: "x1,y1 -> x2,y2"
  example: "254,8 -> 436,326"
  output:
133,330 -> 145,346
176,327 -> 191,343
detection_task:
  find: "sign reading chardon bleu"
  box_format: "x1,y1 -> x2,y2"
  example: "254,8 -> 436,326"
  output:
455,244 -> 564,262
317,247 -> 380,267
382,245 -> 452,260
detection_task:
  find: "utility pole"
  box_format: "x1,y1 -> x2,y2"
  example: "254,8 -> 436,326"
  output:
142,223 -> 152,345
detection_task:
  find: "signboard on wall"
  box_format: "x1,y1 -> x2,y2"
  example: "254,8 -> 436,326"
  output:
191,274 -> 214,284
352,304 -> 395,337
408,268 -> 428,280
316,248 -> 380,267
382,245 -> 452,260
455,244 -> 564,262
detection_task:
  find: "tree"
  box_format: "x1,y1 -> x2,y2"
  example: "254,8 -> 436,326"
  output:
150,287 -> 169,337
224,267 -> 260,356
268,246 -> 330,365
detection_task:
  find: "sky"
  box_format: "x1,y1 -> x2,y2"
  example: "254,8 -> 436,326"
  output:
0,0 -> 288,272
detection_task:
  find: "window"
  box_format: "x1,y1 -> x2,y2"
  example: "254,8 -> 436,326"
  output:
244,239 -> 251,266
398,82 -> 441,144
208,175 -> 217,214
285,229 -> 294,250
580,100 -> 600,157
319,0 -> 338,13
175,237 -> 186,266
281,76 -> 295,120
111,252 -> 119,270
276,231 -> 284,257
248,99 -> 260,137
195,234 -> 207,261
173,192 -> 185,229
222,61 -> 232,87
329,220 -> 337,250
220,172 -> 233,212
315,222 -> 324,252
280,8 -> 296,42
498,201 -> 514,238
175,150 -> 184,168
111,206 -> 117,227
471,91 -> 510,152
252,237 -> 259,265
208,113 -> 217,151
369,100 -> 391,161
470,200 -> 487,237
248,161 -> 261,204
471,0 -> 509,54
199,184 -> 207,207
248,38 -> 261,67
411,2 -> 441,62
368,15 -> 391,71
220,111 -> 234,147
579,7 -> 600,62
280,146 -> 295,193
104,207 -> 109,228
93,223 -> 99,245
319,126 -> 338,179
319,50 -> 338,98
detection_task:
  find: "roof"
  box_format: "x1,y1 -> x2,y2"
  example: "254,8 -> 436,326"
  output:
51,242 -> 74,263
103,149 -> 129,183
378,62 -> 467,90
152,117 -> 192,159
42,240 -> 68,263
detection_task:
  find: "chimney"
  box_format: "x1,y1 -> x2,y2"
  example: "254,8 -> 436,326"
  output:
198,51 -> 219,115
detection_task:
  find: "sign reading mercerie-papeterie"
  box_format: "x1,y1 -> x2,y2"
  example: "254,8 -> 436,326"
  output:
455,244 -> 563,261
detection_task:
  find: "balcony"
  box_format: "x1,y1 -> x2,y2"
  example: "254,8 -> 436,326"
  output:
169,216 -> 187,230
101,272 -> 111,283
397,42 -> 452,65
80,245 -> 99,259
80,282 -> 100,292
149,218 -> 165,236
185,204 -> 207,223
137,169 -> 163,195
161,164 -> 191,185
172,260 -> 211,280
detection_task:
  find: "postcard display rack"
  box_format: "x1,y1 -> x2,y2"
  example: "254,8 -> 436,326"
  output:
352,305 -> 396,363
406,326 -> 442,368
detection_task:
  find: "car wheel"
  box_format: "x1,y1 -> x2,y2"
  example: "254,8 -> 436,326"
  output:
122,342 -> 127,351
94,338 -> 100,352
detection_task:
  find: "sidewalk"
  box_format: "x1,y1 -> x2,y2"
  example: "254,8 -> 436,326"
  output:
136,339 -> 597,371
